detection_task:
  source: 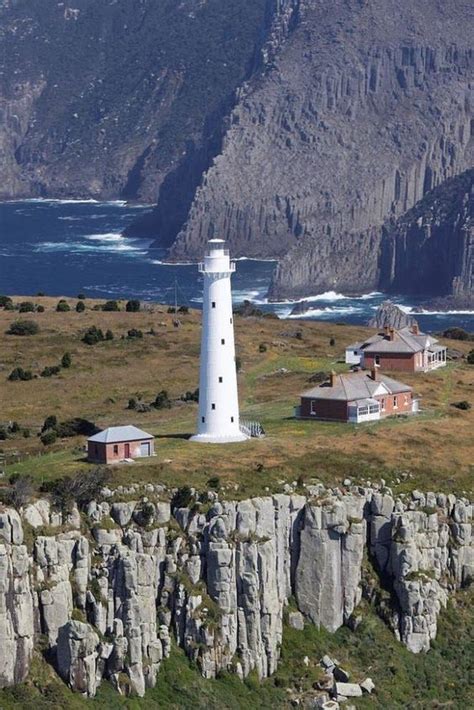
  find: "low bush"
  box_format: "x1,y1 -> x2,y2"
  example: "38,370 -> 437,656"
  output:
467,350 -> 474,365
42,415 -> 57,432
61,352 -> 72,368
105,329 -> 114,341
76,300 -> 85,313
82,326 -> 105,345
0,295 -> 13,308
77,293 -> 86,300
126,299 -> 140,312
8,367 -> 33,381
127,328 -> 143,339
40,365 -> 61,378
102,300 -> 120,311
207,476 -> 221,490
127,397 -> 137,410
451,400 -> 471,411
1,474 -> 35,508
55,418 -> 98,438
153,390 -> 172,409
258,343 -> 267,353
40,430 -> 57,446
56,299 -> 71,312
36,304 -> 45,313
329,337 -> 336,346
19,301 -> 35,313
442,327 -> 472,341
40,468 -> 111,510
181,388 -> 199,402
7,319 -> 39,336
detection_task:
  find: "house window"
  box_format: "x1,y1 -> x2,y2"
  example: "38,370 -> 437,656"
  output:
211,403 -> 216,410
212,301 -> 216,308
310,400 -> 317,416
381,398 -> 386,412
218,376 -> 223,383
113,445 -> 119,455
393,396 -> 398,409
404,394 -> 409,405
369,404 -> 379,414
358,406 -> 369,415
201,416 -> 205,423
375,355 -> 380,365
221,338 -> 225,344
231,416 -> 234,423
353,350 -> 358,356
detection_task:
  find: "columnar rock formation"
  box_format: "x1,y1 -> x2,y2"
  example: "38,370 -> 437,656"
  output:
0,483 -> 472,696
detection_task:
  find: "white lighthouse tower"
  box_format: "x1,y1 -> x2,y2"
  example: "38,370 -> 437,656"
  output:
191,238 -> 248,443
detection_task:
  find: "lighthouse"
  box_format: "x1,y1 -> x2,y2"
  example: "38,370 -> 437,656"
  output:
190,238 -> 248,443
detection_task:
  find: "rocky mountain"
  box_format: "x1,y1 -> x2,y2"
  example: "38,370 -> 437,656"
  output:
0,481 -> 472,698
367,301 -> 419,329
0,1 -> 472,302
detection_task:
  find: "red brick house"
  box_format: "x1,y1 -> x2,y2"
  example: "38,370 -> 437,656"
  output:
345,325 -> 446,373
87,426 -> 154,464
296,368 -> 417,423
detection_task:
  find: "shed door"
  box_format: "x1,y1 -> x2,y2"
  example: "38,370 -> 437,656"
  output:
124,443 -> 130,458
140,442 -> 150,457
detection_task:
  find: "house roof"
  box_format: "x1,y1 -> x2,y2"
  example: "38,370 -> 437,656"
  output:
88,425 -> 154,444
301,370 -> 412,402
361,326 -> 438,355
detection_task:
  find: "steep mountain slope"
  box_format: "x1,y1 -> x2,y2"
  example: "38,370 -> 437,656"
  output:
156,0 -> 472,299
0,0 -> 268,201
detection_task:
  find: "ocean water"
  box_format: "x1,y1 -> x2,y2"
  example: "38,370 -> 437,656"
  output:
1,199 -> 473,332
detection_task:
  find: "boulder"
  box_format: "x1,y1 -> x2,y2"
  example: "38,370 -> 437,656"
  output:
57,620 -> 100,696
288,611 -> 305,630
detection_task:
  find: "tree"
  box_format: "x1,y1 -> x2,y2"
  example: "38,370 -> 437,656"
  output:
8,367 -> 33,381
42,415 -> 58,432
171,486 -> 193,510
76,301 -> 86,313
126,299 -> 140,312
442,327 -> 471,341
61,352 -> 72,368
153,390 -> 171,409
7,320 -> 39,336
102,300 -> 120,311
56,300 -> 71,312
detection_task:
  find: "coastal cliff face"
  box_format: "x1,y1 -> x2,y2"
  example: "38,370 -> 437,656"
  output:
379,169 -> 474,305
1,482 -> 472,697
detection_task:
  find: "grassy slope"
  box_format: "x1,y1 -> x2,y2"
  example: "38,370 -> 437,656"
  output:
1,297 -> 473,497
0,588 -> 473,709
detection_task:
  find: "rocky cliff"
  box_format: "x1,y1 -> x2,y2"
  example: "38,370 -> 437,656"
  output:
1,481 -> 472,697
379,169 -> 474,306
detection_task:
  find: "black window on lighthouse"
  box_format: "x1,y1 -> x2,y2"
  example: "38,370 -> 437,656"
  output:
221,338 -> 225,345
212,302 -> 216,308
218,377 -> 223,383
211,403 -> 216,410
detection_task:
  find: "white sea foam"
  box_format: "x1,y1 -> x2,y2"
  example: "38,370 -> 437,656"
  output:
286,305 -> 361,319
35,239 -> 145,254
394,303 -> 474,316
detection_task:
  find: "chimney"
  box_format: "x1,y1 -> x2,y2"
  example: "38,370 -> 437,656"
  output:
330,370 -> 337,387
384,325 -> 390,337
371,365 -> 379,381
389,327 -> 395,341
411,323 -> 419,335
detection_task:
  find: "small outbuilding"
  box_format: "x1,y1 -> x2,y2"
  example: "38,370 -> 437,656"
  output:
87,425 -> 154,464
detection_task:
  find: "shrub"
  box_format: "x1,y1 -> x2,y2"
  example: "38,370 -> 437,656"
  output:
3,475 -> 35,508
0,295 -> 13,308
76,300 -> 86,313
36,304 -> 45,313
8,367 -> 33,381
61,352 -> 72,368
41,468 -> 111,510
442,327 -> 471,341
77,293 -> 86,300
102,300 -> 120,311
36,292 -> 45,297
153,390 -> 171,409
7,319 -> 39,336
105,329 -> 114,341
452,400 -> 471,411
55,418 -> 98,438
126,299 -> 140,312
41,365 -> 61,377
329,337 -> 336,346
19,301 -> 35,313
127,328 -> 143,339
56,299 -> 71,312
41,430 -> 57,446
127,397 -> 137,410
82,326 -> 105,345
171,486 -> 193,510
295,331 -> 303,340
235,356 -> 242,373
467,350 -> 474,365
9,421 -> 20,433
42,415 -> 58,432
258,343 -> 267,353
178,305 -> 189,314
181,388 -> 199,402
23,428 -> 30,438
0,426 -> 7,440
207,475 -> 221,490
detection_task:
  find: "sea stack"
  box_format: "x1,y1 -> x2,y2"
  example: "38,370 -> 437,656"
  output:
190,238 -> 248,443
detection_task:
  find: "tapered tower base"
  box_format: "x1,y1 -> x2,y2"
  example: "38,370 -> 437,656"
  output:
189,431 -> 249,444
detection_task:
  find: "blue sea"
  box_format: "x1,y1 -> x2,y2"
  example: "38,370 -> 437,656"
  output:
1,199 -> 473,332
